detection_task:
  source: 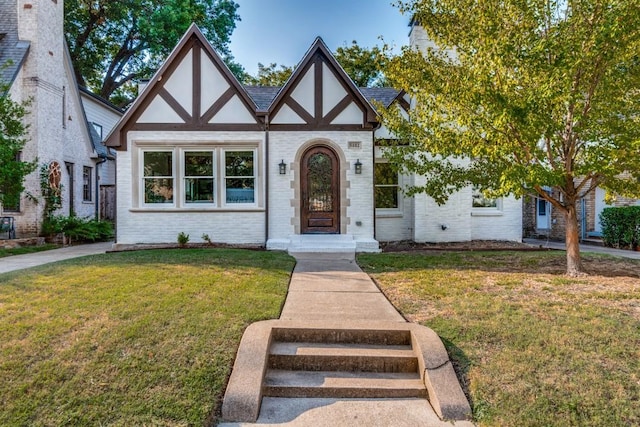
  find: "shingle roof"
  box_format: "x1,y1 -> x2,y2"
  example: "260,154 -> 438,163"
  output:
359,87 -> 402,108
0,0 -> 30,92
243,86 -> 281,111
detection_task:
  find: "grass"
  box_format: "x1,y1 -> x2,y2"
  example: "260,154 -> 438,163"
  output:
0,244 -> 60,258
0,248 -> 295,426
358,251 -> 640,427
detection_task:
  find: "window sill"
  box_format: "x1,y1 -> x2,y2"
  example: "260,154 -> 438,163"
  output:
471,210 -> 503,217
130,207 -> 264,213
375,209 -> 404,218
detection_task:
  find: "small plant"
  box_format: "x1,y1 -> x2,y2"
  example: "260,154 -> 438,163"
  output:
177,232 -> 189,247
41,214 -> 113,244
201,233 -> 212,245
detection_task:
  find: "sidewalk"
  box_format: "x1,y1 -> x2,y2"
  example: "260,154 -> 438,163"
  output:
523,238 -> 640,260
0,241 -> 112,274
219,256 -> 474,427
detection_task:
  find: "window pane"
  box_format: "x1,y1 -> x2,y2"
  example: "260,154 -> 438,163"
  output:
83,166 -> 92,201
375,163 -> 399,209
376,187 -> 399,209
145,178 -> 173,203
185,151 -> 213,177
375,163 -> 398,186
185,178 -> 214,203
472,188 -> 497,208
144,152 -> 172,177
226,151 -> 254,177
226,178 -> 255,203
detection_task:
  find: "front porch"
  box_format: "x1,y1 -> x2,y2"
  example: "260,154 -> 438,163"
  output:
266,234 -> 380,258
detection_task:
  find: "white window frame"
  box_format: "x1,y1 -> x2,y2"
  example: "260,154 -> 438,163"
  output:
141,149 -> 176,207
183,150 -> 216,206
374,160 -> 403,217
222,148 -> 257,207
471,186 -> 503,216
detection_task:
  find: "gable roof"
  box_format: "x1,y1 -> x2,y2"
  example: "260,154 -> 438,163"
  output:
0,0 -> 30,91
266,37 -> 379,130
105,24 -> 261,149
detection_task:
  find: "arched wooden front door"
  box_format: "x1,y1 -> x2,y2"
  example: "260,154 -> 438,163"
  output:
301,146 -> 340,234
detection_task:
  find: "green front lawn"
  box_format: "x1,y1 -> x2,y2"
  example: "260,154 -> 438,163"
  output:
358,251 -> 640,426
0,244 -> 60,258
0,249 -> 295,425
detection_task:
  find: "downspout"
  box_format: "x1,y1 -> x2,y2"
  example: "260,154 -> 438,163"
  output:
264,114 -> 269,246
95,156 -> 107,220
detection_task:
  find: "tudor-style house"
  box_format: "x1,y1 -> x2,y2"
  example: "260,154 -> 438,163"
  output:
0,0 -> 119,236
105,23 -> 522,252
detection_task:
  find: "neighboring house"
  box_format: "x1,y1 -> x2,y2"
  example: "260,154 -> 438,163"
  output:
0,0 -> 115,236
523,185 -> 640,241
105,23 -> 522,251
79,87 -> 123,220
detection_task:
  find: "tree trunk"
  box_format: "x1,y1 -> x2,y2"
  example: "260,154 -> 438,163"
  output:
564,202 -> 585,276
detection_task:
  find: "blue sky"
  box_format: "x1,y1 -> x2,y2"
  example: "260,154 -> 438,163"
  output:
229,0 -> 411,75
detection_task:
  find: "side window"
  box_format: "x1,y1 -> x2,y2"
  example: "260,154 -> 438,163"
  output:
143,151 -> 174,204
472,187 -> 498,208
224,150 -> 255,204
375,163 -> 399,209
184,151 -> 215,204
82,166 -> 92,202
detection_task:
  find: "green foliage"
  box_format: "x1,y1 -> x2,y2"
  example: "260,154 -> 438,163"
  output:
600,206 -> 640,249
41,215 -> 113,243
39,164 -> 62,220
64,0 -> 242,105
382,0 -> 640,274
243,62 -> 294,86
201,233 -> 212,244
0,77 -> 36,210
242,41 -> 387,87
334,40 -> 387,87
177,231 -> 190,246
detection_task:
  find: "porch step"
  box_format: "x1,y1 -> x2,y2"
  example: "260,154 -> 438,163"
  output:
263,370 -> 426,398
287,234 -> 357,258
263,326 -> 426,400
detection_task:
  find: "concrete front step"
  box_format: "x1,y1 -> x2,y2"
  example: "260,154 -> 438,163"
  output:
269,343 -> 418,373
271,327 -> 412,346
264,370 -> 427,399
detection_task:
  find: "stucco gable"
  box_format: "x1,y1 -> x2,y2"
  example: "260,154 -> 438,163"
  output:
105,24 -> 260,150
268,37 -> 378,131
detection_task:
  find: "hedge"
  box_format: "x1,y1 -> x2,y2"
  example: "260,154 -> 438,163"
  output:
599,206 -> 640,249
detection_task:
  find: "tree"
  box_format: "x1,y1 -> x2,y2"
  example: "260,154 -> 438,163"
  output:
243,62 -> 294,86
242,41 -> 387,87
65,0 -> 242,106
0,79 -> 36,212
381,0 -> 640,276
334,41 -> 387,87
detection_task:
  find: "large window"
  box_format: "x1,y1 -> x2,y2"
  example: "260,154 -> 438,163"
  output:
224,150 -> 255,204
184,151 -> 214,204
138,147 -> 257,208
375,163 -> 399,209
83,166 -> 92,202
143,151 -> 174,204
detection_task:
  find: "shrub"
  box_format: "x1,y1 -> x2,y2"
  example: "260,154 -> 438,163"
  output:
177,232 -> 189,247
600,206 -> 640,249
42,215 -> 114,243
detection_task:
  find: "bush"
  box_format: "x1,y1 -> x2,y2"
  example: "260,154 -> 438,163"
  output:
600,206 -> 640,249
42,215 -> 114,243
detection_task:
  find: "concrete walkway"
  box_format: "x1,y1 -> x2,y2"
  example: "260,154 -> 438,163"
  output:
0,241 -> 112,274
523,238 -> 640,260
219,256 -> 474,427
